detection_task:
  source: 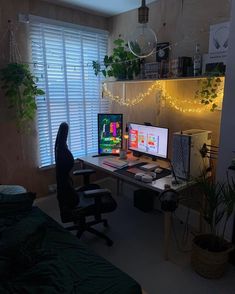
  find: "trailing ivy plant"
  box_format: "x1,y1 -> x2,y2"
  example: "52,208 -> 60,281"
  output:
0,63 -> 44,129
92,38 -> 140,80
195,77 -> 222,112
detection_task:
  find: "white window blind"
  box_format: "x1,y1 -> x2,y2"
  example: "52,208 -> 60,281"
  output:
30,19 -> 109,167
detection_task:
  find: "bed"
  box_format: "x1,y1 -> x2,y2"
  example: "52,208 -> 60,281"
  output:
0,192 -> 142,294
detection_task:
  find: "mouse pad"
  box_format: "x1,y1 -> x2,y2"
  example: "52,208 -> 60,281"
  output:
115,162 -> 171,180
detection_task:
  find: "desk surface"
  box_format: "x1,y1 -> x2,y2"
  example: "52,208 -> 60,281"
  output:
78,155 -> 190,193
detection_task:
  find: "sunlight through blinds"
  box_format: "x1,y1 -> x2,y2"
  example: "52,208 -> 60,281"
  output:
30,19 -> 109,167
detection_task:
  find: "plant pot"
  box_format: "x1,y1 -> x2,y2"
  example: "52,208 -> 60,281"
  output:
191,234 -> 233,279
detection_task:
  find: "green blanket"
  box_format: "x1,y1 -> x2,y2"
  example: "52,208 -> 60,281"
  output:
0,208 -> 142,294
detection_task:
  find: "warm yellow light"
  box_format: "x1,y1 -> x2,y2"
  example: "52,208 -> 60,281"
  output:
102,81 -> 164,106
102,79 -> 224,113
123,134 -> 129,140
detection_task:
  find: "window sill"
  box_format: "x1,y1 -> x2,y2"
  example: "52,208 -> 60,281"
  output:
38,164 -> 55,171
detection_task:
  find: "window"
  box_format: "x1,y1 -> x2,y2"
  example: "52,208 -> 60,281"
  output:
30,17 -> 109,167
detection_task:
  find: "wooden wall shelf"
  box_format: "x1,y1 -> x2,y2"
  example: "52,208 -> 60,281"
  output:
103,75 -> 225,85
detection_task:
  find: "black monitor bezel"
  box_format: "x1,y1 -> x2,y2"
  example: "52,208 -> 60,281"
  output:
98,113 -> 123,155
127,122 -> 169,160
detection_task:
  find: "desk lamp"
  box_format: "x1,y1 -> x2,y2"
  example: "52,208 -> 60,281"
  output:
123,133 -> 132,155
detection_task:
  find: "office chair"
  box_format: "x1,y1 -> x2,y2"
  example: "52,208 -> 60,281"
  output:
55,122 -> 117,246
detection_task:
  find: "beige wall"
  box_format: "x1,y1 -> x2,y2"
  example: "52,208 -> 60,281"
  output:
109,0 -> 230,58
0,0 -> 108,196
108,0 -> 230,159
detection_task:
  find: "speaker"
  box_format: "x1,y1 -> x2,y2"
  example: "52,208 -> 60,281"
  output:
133,189 -> 156,212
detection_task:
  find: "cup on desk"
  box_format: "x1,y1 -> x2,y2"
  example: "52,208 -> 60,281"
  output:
119,149 -> 127,160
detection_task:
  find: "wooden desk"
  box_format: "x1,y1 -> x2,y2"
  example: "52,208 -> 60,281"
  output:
78,155 -> 191,260
78,155 -> 188,193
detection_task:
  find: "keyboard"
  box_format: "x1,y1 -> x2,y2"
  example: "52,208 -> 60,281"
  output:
103,158 -> 128,169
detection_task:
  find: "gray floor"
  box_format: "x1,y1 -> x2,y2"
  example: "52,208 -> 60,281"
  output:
35,183 -> 235,294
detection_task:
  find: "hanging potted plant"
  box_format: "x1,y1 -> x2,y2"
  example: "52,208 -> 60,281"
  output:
92,38 -> 140,80
191,172 -> 235,278
0,63 -> 44,129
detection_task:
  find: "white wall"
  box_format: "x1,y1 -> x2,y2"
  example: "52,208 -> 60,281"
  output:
217,0 -> 235,240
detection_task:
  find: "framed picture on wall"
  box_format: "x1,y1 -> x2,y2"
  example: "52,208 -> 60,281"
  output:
156,42 -> 170,62
202,53 -> 226,75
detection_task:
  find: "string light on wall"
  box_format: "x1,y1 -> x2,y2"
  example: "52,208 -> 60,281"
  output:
102,81 -> 163,106
164,95 -> 206,113
128,0 -> 157,58
102,80 -> 224,113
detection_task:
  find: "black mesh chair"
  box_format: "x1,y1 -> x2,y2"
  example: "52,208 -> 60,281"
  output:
55,122 -> 117,246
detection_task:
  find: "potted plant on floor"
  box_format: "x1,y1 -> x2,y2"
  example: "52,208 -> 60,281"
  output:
191,172 -> 235,278
92,38 -> 140,80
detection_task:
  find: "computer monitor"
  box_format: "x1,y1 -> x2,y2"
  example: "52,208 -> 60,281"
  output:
98,113 -> 123,155
128,123 -> 169,159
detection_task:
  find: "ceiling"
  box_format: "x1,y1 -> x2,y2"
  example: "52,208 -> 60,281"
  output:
43,0 -> 157,17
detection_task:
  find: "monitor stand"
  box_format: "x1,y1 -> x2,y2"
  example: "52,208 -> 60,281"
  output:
132,151 -> 142,158
132,151 -> 157,162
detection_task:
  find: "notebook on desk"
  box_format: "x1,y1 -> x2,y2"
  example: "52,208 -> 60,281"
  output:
103,158 -> 128,169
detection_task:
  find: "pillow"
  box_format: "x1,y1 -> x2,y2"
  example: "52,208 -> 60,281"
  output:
0,185 -> 26,194
0,192 -> 36,216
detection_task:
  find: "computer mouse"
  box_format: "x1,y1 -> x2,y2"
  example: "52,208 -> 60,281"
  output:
155,167 -> 163,174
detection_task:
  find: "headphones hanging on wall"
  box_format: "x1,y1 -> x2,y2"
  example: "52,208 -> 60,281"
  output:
213,26 -> 229,50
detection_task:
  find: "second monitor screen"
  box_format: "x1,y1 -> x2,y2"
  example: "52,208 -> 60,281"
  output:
128,123 -> 168,159
98,114 -> 123,155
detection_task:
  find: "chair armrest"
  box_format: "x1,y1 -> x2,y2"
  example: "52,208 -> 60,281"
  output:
82,188 -> 111,198
73,169 -> 96,176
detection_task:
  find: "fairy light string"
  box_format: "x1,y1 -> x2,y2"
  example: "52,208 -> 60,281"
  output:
102,81 -> 163,106
1,19 -> 210,70
102,79 -> 224,113
1,20 -> 225,113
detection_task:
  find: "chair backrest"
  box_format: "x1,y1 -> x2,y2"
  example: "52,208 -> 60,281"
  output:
55,122 -> 78,222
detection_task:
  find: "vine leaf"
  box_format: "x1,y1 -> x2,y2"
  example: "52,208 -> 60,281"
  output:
92,38 -> 140,80
0,63 -> 45,131
195,77 -> 222,111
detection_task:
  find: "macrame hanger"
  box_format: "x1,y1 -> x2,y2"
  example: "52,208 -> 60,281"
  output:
8,20 -> 21,63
